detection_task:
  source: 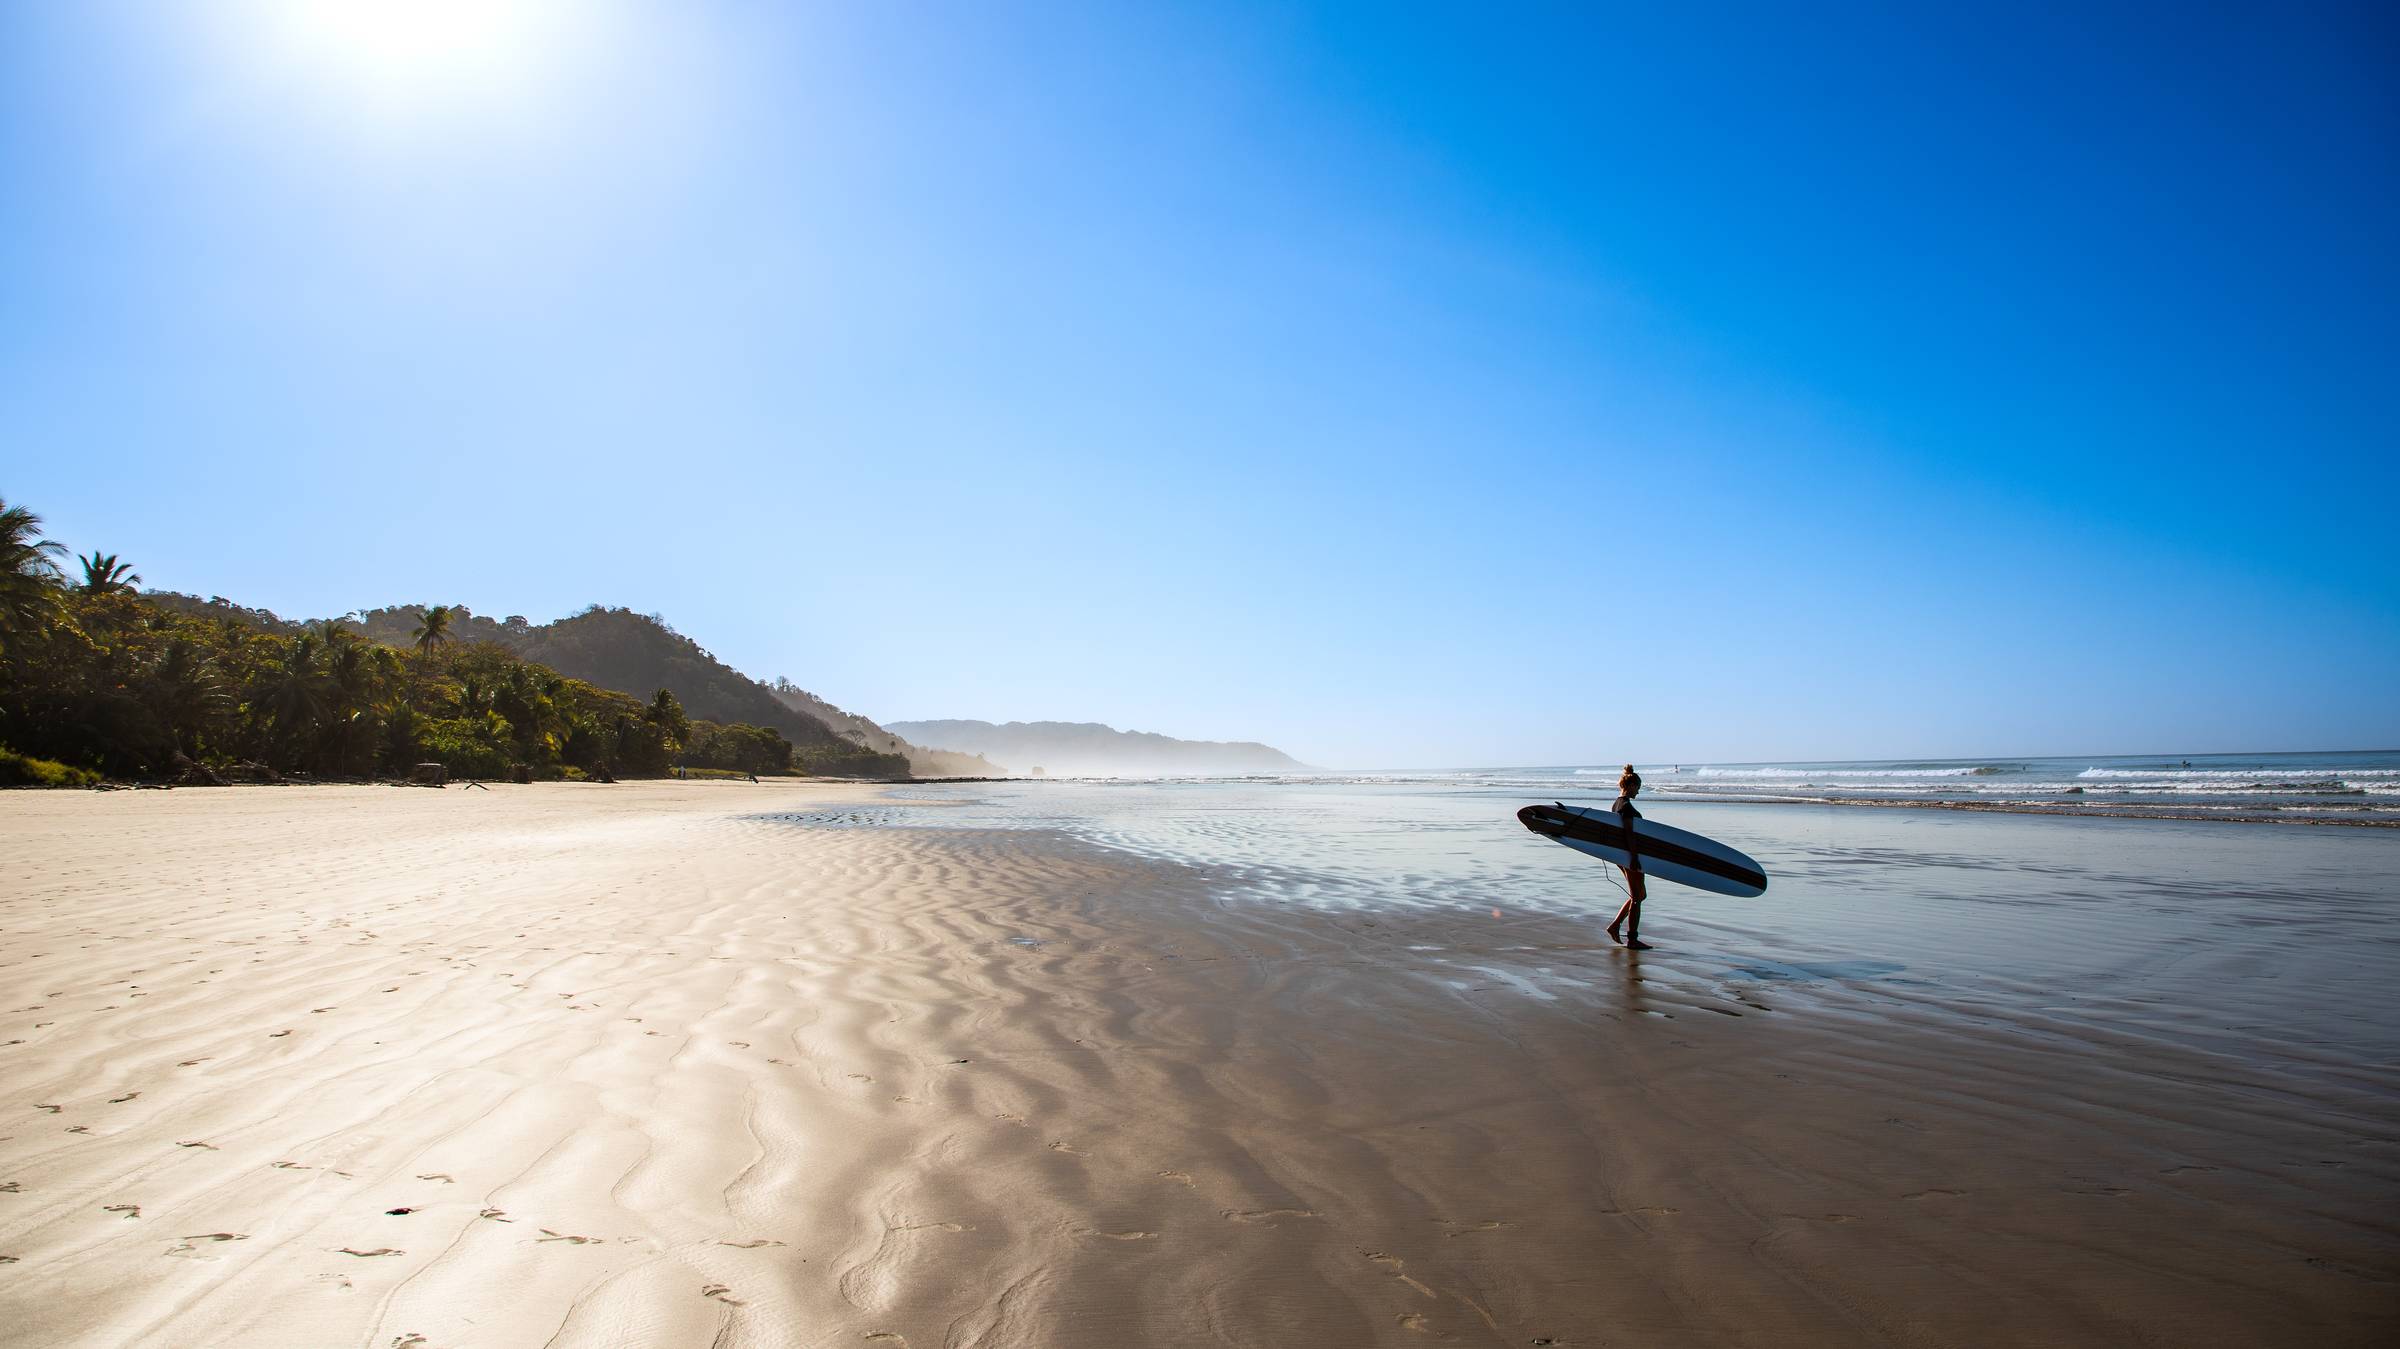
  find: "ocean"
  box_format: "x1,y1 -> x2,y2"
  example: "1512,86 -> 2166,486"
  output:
1301,749 -> 2400,822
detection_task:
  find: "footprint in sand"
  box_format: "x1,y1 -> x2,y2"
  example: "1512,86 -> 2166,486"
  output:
33,1104 -> 61,1114
1047,1141 -> 1086,1156
165,1233 -> 248,1260
1438,1219 -> 1509,1236
109,1092 -> 140,1104
336,1247 -> 404,1257
176,1140 -> 218,1150
892,1221 -> 973,1234
1902,1189 -> 1965,1201
1396,1313 -> 1430,1332
848,1073 -> 875,1084
1157,1171 -> 1196,1187
994,1113 -> 1025,1125
268,1031 -> 291,1038
537,1230 -> 600,1244
0,1183 -> 20,1193
391,1336 -> 430,1348
103,1204 -> 141,1219
2160,1165 -> 2217,1175
717,1238 -> 784,1249
1074,1227 -> 1157,1242
479,1209 -> 514,1222
863,1334 -> 907,1344
1224,1208 -> 1316,1225
1360,1250 -> 1436,1297
700,1283 -> 745,1306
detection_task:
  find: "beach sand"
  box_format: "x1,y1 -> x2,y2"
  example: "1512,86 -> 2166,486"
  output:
1,783 -> 2393,1347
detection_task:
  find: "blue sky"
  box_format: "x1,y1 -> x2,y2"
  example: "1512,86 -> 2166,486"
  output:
4,2 -> 2394,767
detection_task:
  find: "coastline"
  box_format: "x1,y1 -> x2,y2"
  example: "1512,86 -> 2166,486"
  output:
2,783 -> 2393,1346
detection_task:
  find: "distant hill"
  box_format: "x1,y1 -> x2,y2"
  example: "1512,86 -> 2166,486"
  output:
342,605 -> 993,778
886,719 -> 1305,777
765,679 -> 995,777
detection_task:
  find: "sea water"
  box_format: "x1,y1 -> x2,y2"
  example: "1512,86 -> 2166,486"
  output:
852,774 -> 2400,1068
1288,749 -> 2400,821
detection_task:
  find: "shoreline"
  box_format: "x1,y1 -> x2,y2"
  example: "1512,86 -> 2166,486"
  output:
2,783 -> 2393,1346
21,774 -> 2397,827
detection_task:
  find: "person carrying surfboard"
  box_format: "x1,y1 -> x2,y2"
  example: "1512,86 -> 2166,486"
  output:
1605,765 -> 1651,949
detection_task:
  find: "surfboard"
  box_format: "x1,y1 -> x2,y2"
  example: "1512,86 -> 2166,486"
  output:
1516,803 -> 1768,897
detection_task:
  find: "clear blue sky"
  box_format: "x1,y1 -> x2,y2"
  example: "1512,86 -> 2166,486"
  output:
4,2 -> 2394,767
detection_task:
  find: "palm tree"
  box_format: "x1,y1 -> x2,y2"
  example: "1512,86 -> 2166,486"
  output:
646,688 -> 690,746
368,644 -> 405,696
259,634 -> 329,745
145,639 -> 230,758
411,605 -> 454,657
321,626 -> 372,711
76,551 -> 142,595
0,497 -> 65,653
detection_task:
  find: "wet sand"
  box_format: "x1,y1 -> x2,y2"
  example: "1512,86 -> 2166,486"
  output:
1,783 -> 2394,1347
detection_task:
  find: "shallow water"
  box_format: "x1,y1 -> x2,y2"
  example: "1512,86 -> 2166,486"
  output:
873,779 -> 2400,1073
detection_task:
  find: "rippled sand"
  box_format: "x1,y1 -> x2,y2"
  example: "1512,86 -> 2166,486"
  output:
1,783 -> 2393,1346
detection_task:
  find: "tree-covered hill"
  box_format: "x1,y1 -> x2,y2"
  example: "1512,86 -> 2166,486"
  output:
0,496 -> 922,783
344,605 -> 982,777
0,584 -> 741,784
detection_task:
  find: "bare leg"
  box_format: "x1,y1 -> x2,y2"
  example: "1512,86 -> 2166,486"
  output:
1611,865 -> 1652,948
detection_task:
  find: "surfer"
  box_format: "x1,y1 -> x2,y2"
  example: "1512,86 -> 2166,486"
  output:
1605,765 -> 1652,949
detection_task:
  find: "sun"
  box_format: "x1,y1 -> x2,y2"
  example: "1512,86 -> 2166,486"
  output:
242,0 -> 576,106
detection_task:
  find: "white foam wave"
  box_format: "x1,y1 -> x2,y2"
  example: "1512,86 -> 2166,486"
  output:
2078,767 -> 2400,779
1664,777 -> 2379,797
1696,766 -> 1991,779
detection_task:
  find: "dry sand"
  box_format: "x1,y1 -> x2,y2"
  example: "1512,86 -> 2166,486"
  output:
1,783 -> 2393,1347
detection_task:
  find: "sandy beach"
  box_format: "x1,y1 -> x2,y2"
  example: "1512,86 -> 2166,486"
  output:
2,782 -> 2395,1347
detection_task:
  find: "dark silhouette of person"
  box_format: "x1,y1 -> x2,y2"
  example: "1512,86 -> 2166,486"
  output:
1605,764 -> 1651,949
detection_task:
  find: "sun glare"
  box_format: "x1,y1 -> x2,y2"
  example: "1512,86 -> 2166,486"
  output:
242,0 -> 580,110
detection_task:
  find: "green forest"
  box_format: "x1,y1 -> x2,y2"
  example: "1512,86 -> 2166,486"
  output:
0,496 -> 903,786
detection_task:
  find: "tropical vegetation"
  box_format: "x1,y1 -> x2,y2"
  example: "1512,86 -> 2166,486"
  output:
0,495 -> 862,785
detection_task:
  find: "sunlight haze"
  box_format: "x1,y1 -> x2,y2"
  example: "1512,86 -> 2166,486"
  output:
4,2 -> 2393,767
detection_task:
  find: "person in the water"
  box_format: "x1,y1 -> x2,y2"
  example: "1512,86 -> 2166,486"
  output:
1605,764 -> 1651,949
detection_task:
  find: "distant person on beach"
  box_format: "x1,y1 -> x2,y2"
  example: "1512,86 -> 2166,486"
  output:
1606,765 -> 1651,949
